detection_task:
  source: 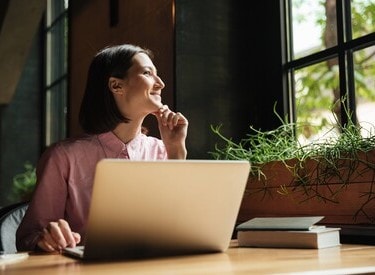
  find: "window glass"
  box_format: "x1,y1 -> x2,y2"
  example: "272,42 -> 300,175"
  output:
45,81 -> 67,146
291,0 -> 336,59
288,0 -> 375,144
47,0 -> 67,25
294,58 -> 340,144
354,45 -> 375,137
46,18 -> 67,86
351,0 -> 375,39
45,0 -> 68,146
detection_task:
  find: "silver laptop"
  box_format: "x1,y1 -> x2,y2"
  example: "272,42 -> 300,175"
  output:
63,159 -> 250,261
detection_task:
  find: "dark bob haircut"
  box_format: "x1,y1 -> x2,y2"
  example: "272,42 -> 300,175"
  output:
79,44 -> 153,134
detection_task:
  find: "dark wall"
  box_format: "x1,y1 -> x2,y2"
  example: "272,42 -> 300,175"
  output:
175,1 -> 284,159
0,0 -> 9,28
0,30 -> 42,206
246,1 -> 285,131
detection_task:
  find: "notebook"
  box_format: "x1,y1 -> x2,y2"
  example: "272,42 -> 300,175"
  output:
63,159 -> 250,261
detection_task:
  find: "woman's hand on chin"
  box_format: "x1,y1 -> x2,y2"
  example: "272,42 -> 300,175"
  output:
153,105 -> 188,159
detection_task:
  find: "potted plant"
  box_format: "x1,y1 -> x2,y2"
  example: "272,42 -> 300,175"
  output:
9,162 -> 36,203
210,102 -> 375,226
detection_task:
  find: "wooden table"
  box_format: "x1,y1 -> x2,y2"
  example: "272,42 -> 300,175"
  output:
1,241 -> 375,274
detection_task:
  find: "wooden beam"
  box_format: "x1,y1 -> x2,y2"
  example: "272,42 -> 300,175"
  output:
0,0 -> 45,104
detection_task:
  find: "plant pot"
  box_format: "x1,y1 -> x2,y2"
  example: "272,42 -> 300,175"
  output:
237,150 -> 375,225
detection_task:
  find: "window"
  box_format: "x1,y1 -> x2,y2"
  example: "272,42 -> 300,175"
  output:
44,0 -> 69,146
283,0 -> 375,143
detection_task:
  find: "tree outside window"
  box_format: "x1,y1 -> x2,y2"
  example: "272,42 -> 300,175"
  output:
286,0 -> 375,144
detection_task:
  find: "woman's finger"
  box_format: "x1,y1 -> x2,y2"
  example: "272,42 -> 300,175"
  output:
37,237 -> 57,252
57,219 -> 78,247
47,222 -> 68,248
41,227 -> 60,251
72,232 -> 81,245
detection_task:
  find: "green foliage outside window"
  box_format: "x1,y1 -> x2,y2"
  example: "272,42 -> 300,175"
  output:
292,0 -> 375,140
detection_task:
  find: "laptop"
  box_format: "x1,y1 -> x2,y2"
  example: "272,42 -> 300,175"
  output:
63,159 -> 250,261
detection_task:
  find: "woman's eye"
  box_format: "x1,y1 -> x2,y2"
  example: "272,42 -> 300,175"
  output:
143,71 -> 152,76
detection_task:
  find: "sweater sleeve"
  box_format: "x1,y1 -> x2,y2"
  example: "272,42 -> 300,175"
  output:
16,143 -> 69,251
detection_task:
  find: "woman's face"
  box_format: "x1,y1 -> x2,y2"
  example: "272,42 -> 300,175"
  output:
114,52 -> 165,119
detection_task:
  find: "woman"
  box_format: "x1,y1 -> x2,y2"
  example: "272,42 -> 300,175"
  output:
16,44 -> 188,252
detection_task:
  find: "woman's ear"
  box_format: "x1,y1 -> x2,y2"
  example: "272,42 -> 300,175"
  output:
108,77 -> 124,95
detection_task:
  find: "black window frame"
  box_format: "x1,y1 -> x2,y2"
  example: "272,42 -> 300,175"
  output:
281,0 -> 375,126
43,0 -> 69,147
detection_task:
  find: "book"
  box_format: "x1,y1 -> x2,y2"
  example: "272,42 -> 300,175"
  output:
236,217 -> 341,249
236,216 -> 325,231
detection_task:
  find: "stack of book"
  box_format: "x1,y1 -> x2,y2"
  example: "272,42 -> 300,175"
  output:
236,216 -> 341,249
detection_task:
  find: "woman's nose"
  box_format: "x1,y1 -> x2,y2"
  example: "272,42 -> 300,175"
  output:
155,76 -> 165,89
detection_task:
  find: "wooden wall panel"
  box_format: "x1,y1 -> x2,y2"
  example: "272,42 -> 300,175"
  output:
69,0 -> 174,137
0,0 -> 45,104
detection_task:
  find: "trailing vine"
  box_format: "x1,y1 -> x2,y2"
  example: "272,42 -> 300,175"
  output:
210,100 -> 375,223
